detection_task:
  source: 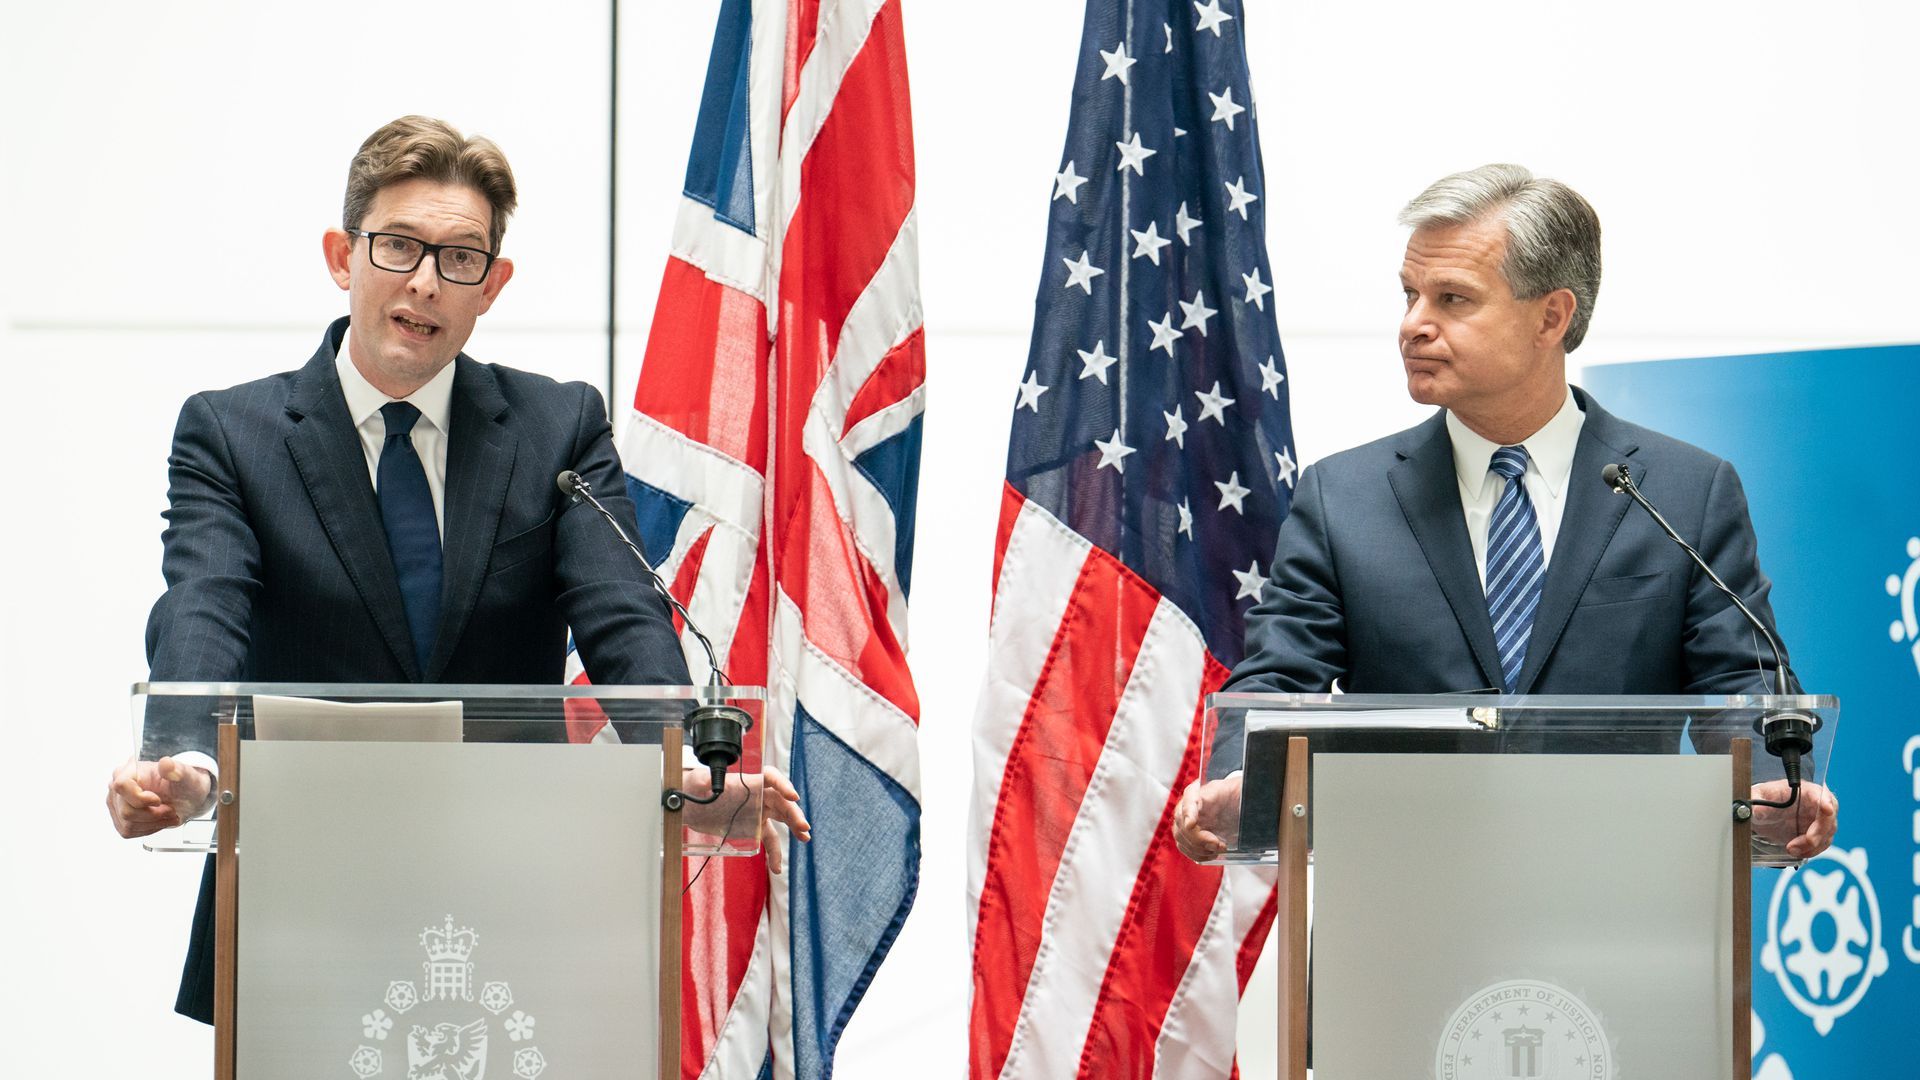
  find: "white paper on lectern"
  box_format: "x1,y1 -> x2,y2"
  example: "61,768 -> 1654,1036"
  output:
1246,707 -> 1483,732
253,694 -> 463,742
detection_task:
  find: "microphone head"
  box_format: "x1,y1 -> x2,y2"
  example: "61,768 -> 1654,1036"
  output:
556,470 -> 586,499
1601,462 -> 1630,493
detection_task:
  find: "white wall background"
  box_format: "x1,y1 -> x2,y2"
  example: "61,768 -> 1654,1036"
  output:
3,1 -> 1915,1075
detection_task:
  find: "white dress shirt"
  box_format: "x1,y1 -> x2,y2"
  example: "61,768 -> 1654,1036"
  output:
1446,388 -> 1586,589
335,329 -> 454,538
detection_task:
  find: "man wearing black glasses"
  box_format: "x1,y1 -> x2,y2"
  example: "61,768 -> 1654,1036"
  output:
106,115 -> 807,1023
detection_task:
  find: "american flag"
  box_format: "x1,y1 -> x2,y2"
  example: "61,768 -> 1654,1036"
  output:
967,1 -> 1293,1076
584,0 -> 925,1076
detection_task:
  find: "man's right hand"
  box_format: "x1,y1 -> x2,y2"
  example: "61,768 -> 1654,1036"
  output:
107,757 -> 212,839
1173,775 -> 1244,863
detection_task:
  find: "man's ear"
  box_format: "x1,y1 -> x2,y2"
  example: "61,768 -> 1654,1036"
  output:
475,257 -> 514,316
1538,287 -> 1577,348
322,228 -> 354,291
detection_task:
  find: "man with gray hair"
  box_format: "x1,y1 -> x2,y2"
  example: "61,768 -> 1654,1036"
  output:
1173,164 -> 1836,861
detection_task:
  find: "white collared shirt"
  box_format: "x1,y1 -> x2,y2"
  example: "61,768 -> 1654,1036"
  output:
334,329 -> 455,539
1446,389 -> 1586,589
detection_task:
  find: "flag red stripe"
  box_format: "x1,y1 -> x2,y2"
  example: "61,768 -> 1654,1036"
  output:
778,0 -> 916,366
1073,656 -> 1231,1078
843,325 -> 925,436
667,526 -> 714,637
773,461 -> 919,718
562,669 -> 608,744
782,0 -> 822,122
968,549 -> 1161,1079
635,257 -> 769,469
682,854 -> 771,1080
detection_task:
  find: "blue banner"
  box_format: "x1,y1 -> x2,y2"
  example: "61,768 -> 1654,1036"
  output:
1585,345 -> 1920,1076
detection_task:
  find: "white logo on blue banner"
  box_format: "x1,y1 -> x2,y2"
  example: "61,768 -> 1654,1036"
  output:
1759,847 -> 1891,1035
1886,536 -> 1920,678
1584,344 -> 1920,1073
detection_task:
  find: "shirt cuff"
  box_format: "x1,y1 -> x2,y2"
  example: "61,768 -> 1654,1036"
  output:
171,751 -> 220,820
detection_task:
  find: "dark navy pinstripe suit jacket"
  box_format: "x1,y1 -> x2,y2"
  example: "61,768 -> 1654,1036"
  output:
145,318 -> 690,1020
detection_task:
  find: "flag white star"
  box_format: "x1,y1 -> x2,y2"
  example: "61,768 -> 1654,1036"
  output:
1077,340 -> 1118,384
1115,131 -> 1157,175
1179,288 -> 1218,335
1275,446 -> 1298,487
1173,126 -> 1188,138
1053,160 -> 1088,204
1163,22 -> 1174,53
1241,266 -> 1272,310
1016,370 -> 1049,412
1209,86 -> 1245,130
1095,429 -> 1136,473
1062,250 -> 1105,294
1259,355 -> 1286,398
1131,220 -> 1172,265
1225,176 -> 1258,219
1163,404 -> 1189,447
1148,311 -> 1181,355
1177,498 -> 1194,538
1195,381 -> 1235,424
1194,0 -> 1234,36
1174,202 -> 1203,244
1099,42 -> 1136,84
1215,471 -> 1250,514
1233,560 -> 1265,600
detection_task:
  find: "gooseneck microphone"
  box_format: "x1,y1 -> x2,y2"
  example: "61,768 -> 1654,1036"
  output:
558,470 -> 751,808
1601,462 -> 1815,807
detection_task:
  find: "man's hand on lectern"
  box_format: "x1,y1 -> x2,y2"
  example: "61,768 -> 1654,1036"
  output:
1750,780 -> 1839,860
1173,775 -> 1243,864
107,756 -> 212,839
679,764 -> 812,873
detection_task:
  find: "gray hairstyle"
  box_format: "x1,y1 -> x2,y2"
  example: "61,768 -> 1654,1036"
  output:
1398,164 -> 1602,352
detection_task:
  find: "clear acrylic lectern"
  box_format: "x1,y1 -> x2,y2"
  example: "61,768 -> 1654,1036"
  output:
134,681 -> 769,1080
1197,693 -> 1839,1080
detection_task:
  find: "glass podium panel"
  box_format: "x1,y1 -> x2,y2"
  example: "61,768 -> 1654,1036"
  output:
1198,693 -> 1837,868
131,682 -> 751,1078
131,681 -> 769,858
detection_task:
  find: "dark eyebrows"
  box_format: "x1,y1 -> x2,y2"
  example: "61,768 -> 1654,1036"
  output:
372,219 -> 489,248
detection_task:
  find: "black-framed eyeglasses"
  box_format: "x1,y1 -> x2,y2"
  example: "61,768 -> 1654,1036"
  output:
349,230 -> 496,285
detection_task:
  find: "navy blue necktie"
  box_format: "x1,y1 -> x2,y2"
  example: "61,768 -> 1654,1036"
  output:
1485,445 -> 1545,693
377,402 -> 442,673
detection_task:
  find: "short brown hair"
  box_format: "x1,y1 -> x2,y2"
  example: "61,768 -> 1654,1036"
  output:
342,116 -> 518,254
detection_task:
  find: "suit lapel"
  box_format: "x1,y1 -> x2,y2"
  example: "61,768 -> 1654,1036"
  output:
1388,414 -> 1507,692
283,321 -> 422,679
428,357 -> 517,680
1512,391 -> 1641,693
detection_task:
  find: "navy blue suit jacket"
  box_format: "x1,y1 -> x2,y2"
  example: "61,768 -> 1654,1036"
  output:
146,319 -> 690,1020
1217,389 -> 1793,773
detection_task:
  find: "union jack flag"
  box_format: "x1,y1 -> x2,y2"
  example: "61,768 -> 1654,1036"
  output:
588,1 -> 925,1076
967,1 -> 1293,1076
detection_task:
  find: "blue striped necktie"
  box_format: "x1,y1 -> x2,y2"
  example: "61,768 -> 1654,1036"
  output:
1485,445 -> 1545,693
377,402 -> 442,673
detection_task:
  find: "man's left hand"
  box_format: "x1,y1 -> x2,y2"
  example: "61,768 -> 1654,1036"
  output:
1750,780 -> 1838,860
678,764 -> 812,873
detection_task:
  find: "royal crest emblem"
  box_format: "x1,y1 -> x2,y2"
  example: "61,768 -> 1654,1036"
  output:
1435,979 -> 1613,1079
345,916 -> 548,1079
